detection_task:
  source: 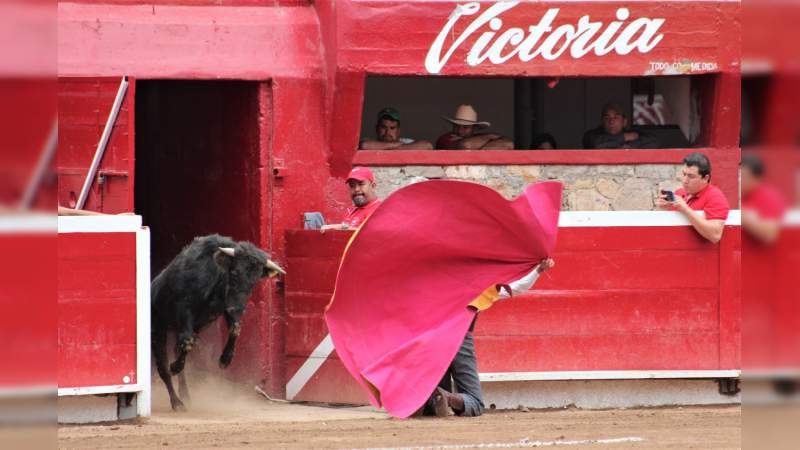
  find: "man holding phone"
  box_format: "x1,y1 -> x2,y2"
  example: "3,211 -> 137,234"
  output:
656,152 -> 730,243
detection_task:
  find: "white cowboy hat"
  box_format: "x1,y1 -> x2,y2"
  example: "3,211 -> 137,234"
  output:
442,104 -> 490,128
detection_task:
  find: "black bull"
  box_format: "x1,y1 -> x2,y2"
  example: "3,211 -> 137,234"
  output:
151,234 -> 285,411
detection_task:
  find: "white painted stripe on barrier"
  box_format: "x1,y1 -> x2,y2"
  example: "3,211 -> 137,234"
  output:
741,369 -> 800,379
58,384 -> 145,396
784,209 -> 800,225
479,370 -> 740,382
358,436 -> 646,449
558,210 -> 741,227
57,215 -> 142,233
726,209 -> 741,226
741,58 -> 774,75
136,227 -> 152,417
286,334 -> 335,400
0,385 -> 55,398
0,214 -> 55,233
288,336 -> 740,397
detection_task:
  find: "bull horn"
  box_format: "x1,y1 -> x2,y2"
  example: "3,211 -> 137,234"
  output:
265,259 -> 286,276
219,247 -> 236,257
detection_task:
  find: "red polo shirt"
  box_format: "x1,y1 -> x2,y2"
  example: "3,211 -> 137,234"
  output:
343,199 -> 381,228
674,184 -> 730,221
436,133 -> 460,149
743,183 -> 786,220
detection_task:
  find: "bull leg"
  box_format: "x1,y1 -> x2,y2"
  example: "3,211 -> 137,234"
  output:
153,330 -> 185,411
170,310 -> 195,376
177,370 -> 191,405
219,313 -> 242,369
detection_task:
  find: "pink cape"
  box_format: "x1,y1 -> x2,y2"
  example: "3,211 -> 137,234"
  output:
324,180 -> 562,418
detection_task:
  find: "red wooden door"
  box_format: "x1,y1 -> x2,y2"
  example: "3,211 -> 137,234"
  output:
58,77 -> 135,213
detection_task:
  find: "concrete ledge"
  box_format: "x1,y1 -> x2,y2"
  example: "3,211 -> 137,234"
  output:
483,379 -> 740,410
58,395 -> 118,424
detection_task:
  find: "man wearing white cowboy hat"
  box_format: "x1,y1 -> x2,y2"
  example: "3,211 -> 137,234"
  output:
436,104 -> 513,150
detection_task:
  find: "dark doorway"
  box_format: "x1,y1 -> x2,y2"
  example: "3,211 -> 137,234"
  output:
134,80 -> 272,384
135,80 -> 265,274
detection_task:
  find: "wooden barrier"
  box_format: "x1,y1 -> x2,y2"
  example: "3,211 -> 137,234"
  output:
57,216 -> 150,418
285,211 -> 741,404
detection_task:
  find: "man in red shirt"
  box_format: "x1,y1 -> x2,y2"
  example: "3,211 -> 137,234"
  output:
741,153 -> 786,244
656,152 -> 730,243
321,166 -> 382,232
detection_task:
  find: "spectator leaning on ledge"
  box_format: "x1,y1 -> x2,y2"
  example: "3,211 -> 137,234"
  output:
532,133 -> 557,150
583,103 -> 657,149
436,105 -> 513,150
741,152 -> 786,244
360,107 -> 433,150
656,152 -> 730,244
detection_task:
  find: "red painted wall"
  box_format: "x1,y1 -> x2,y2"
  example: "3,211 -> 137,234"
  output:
58,232 -> 138,388
68,1 -> 308,5
1,233 -> 56,388
56,1 -> 742,397
58,77 -> 134,213
324,1 -> 741,182
743,226 -> 800,371
58,3 -> 324,79
0,79 -> 57,209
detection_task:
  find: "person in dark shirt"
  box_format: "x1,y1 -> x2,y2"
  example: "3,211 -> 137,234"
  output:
416,258 -> 555,417
583,103 -> 658,149
360,107 -> 433,150
532,133 -> 557,150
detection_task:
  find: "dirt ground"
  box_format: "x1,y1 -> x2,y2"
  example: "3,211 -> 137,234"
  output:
57,377 -> 741,450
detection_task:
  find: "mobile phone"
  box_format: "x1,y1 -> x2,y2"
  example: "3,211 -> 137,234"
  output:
660,190 -> 675,202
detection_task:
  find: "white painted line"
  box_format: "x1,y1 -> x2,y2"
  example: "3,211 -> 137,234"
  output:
136,227 -> 152,417
558,211 -> 740,227
287,340 -> 740,399
741,369 -> 800,379
784,209 -> 800,225
285,334 -> 335,400
741,58 -> 774,75
0,214 -> 55,233
57,215 -> 142,233
357,436 -> 645,449
480,370 -> 740,382
0,385 -> 55,398
58,384 -> 145,396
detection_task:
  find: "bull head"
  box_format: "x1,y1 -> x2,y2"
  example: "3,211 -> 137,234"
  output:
213,247 -> 236,269
215,246 -> 285,278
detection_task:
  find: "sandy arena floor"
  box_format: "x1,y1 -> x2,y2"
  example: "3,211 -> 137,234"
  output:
57,376 -> 741,450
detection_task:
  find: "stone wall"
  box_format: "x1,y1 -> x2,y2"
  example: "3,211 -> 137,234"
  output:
370,165 -> 683,211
